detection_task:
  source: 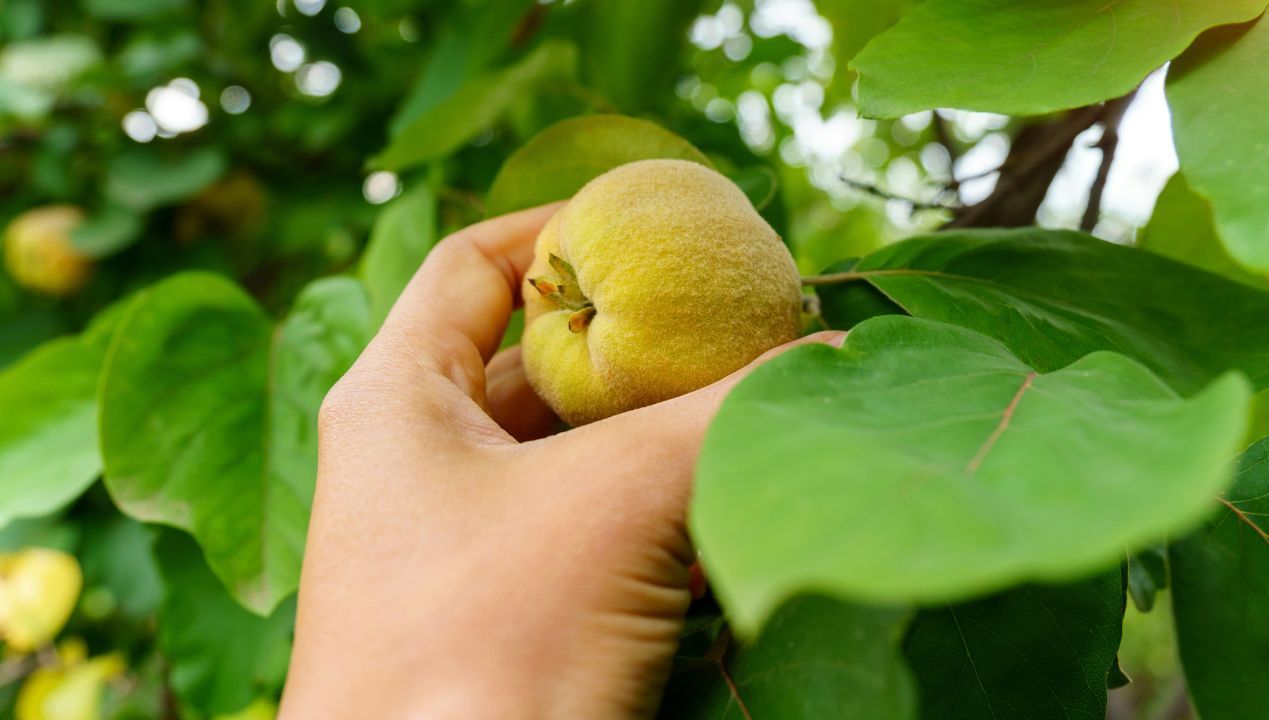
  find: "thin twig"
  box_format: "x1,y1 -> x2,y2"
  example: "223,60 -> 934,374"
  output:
933,111 -> 961,190
1156,681 -> 1194,720
0,655 -> 37,686
840,177 -> 959,211
955,164 -> 1005,184
1080,90 -> 1136,232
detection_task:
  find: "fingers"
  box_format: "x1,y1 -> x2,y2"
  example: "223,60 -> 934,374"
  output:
553,329 -> 845,495
373,203 -> 564,401
485,346 -> 560,442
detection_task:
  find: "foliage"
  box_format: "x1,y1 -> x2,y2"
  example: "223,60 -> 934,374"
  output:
0,0 -> 1266,717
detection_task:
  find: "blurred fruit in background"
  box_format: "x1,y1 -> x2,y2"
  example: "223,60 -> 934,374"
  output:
15,638 -> 124,720
3,207 -> 91,297
0,548 -> 82,653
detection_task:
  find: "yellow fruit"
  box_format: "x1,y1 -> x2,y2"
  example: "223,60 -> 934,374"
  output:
3,205 -> 92,297
0,548 -> 83,653
521,159 -> 802,425
16,639 -> 125,720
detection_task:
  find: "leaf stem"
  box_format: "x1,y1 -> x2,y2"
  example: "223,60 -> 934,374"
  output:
800,270 -> 869,286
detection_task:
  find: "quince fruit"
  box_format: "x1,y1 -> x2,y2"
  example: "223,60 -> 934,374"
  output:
0,548 -> 83,653
4,205 -> 91,297
521,159 -> 802,425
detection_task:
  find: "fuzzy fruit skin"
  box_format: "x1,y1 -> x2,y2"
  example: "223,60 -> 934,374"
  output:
521,159 -> 802,426
3,205 -> 91,297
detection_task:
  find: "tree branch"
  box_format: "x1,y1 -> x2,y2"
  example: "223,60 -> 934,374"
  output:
946,103 -> 1105,228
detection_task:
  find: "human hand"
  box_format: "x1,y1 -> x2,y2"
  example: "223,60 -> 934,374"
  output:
279,204 -> 844,719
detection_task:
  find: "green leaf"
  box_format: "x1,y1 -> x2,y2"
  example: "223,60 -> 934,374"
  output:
1167,14 -> 1269,273
659,597 -> 916,719
485,115 -> 711,216
359,184 -> 437,325
904,571 -> 1124,720
820,228 -> 1269,395
850,0 -> 1268,118
155,530 -> 292,715
726,165 -> 779,214
77,515 -> 162,623
0,515 -> 79,553
387,0 -> 534,137
0,338 -> 103,529
374,40 -> 578,172
1169,437 -> 1269,720
70,204 -> 144,259
582,0 -> 706,113
100,273 -> 372,614
814,258 -> 904,330
694,316 -> 1249,632
117,29 -> 202,79
82,0 -> 188,21
1138,173 -> 1268,288
0,34 -> 100,90
1126,545 -> 1168,613
818,0 -> 916,96
0,0 -> 43,41
106,146 -> 227,212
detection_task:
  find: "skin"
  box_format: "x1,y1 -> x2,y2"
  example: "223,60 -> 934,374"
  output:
280,204 -> 843,719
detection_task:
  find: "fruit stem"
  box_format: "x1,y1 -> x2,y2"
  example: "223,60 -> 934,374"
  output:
529,254 -> 595,327
568,306 -> 597,333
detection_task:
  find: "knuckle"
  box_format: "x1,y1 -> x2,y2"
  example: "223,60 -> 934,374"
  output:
317,376 -> 361,436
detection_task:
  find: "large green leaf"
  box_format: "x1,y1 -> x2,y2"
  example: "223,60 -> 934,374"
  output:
0,338 -> 103,529
373,40 -> 578,172
155,530 -> 292,715
694,316 -> 1249,633
100,274 -> 372,614
1170,438 -> 1269,720
359,183 -> 437,325
905,571 -> 1124,720
850,0 -> 1268,118
818,0 -> 915,95
1167,14 -> 1269,273
659,597 -> 916,719
1138,173 -> 1268,288
485,115 -> 711,216
819,228 -> 1269,395
582,0 -> 705,113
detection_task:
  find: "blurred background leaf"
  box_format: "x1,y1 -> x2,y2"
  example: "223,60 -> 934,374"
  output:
486,114 -> 711,215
